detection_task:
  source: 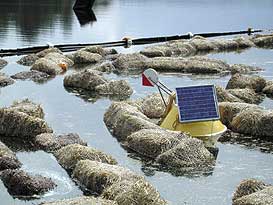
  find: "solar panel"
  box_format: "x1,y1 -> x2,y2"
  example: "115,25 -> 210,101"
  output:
175,85 -> 220,123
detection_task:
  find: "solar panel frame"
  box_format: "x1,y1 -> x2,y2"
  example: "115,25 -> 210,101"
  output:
175,84 -> 220,123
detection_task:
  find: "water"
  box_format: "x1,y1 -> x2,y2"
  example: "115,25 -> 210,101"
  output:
1,1 -> 273,204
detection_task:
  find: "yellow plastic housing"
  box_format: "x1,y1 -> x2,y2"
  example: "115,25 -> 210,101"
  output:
159,94 -> 226,146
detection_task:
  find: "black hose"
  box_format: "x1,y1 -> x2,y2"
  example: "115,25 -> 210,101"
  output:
0,29 -> 266,57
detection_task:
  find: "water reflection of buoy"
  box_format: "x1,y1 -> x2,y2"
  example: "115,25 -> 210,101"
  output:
58,62 -> 68,72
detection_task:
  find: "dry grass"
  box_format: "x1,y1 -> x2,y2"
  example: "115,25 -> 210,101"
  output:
156,137 -> 214,169
126,129 -> 185,159
72,160 -> 141,195
104,102 -> 157,141
233,179 -> 269,202
228,88 -> 265,104
231,108 -> 273,137
226,74 -> 266,92
8,99 -> 45,119
219,102 -> 257,127
102,178 -> 166,205
55,144 -> 117,171
40,196 -> 117,205
0,141 -> 22,170
0,108 -> 52,138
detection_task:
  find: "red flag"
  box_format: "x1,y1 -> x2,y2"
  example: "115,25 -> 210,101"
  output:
142,73 -> 154,86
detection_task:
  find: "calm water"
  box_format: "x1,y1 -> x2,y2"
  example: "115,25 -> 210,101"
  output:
1,1 -> 273,204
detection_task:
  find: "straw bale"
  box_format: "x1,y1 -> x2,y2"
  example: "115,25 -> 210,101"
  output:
234,37 -> 255,48
44,52 -> 74,67
64,69 -> 107,91
262,81 -> 273,97
140,45 -> 173,57
102,178 -> 166,205
155,137 -> 214,168
226,74 -> 266,92
0,72 -> 14,87
228,88 -> 265,104
219,102 -> 258,127
189,37 -> 218,51
231,107 -> 273,137
31,58 -> 62,75
233,179 -> 270,202
55,144 -> 117,171
104,102 -> 158,141
113,53 -> 149,71
8,99 -> 45,119
80,46 -> 106,56
174,41 -> 197,55
211,39 -> 239,51
95,80 -> 133,97
216,86 -> 242,103
31,52 -> 73,75
140,35 -> 255,58
126,129 -> 186,159
0,58 -> 8,68
229,64 -> 262,75
165,41 -> 196,57
93,62 -> 115,73
140,93 -> 166,118
0,141 -> 22,171
39,196 -> 117,205
233,187 -> 273,205
125,98 -> 145,113
73,50 -> 102,64
11,70 -> 51,82
36,48 -> 62,58
251,34 -> 273,48
113,53 -> 231,74
72,160 -> 141,194
17,54 -> 39,66
146,56 -> 230,74
0,108 -> 52,138
110,115 -> 158,141
104,48 -> 118,55
35,133 -> 87,152
0,169 -> 56,197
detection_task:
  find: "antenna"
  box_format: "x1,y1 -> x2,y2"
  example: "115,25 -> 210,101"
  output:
142,69 -> 172,106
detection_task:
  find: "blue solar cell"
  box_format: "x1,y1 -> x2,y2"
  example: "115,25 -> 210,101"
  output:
175,85 -> 220,123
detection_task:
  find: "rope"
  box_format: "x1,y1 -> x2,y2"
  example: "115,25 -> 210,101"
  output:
0,28 -> 270,57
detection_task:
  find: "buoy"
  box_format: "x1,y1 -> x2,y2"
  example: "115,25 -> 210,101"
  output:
122,37 -> 133,48
58,62 -> 68,72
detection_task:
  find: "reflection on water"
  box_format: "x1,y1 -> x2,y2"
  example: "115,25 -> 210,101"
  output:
74,9 -> 97,26
0,0 -> 74,43
0,0 -> 112,48
1,0 -> 273,48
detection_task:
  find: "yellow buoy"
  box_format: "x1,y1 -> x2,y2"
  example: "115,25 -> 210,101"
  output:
160,93 -> 226,147
58,62 -> 68,72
